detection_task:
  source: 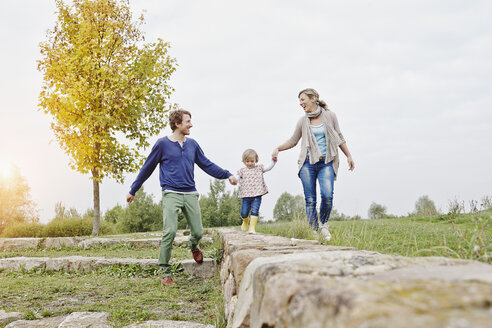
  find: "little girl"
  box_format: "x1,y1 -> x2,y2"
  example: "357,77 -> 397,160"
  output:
236,149 -> 276,233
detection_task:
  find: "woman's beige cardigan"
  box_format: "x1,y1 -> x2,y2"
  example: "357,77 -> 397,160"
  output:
285,109 -> 346,180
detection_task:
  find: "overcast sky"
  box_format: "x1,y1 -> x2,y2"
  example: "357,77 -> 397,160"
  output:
1,0 -> 491,223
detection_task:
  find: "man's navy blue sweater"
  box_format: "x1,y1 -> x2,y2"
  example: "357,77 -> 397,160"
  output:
129,137 -> 232,195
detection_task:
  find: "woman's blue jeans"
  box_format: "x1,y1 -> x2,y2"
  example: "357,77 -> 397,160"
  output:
299,159 -> 334,231
240,196 -> 262,218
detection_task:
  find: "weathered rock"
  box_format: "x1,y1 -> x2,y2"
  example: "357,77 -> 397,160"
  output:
5,312 -> 111,328
41,237 -> 83,249
0,256 -> 49,271
180,258 -> 217,279
0,256 -> 158,272
174,236 -> 213,246
124,320 -> 214,327
78,238 -> 122,249
5,316 -> 66,327
0,238 -> 40,251
59,311 -> 111,327
0,310 -> 23,326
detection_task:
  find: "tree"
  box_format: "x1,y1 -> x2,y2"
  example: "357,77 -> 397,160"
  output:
38,0 -> 177,235
0,166 -> 39,234
117,188 -> 162,233
414,195 -> 438,217
200,179 -> 241,227
368,202 -> 387,219
273,192 -> 305,221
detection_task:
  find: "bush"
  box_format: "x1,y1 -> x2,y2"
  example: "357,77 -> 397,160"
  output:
116,189 -> 162,233
368,202 -> 387,219
414,195 -> 438,217
1,221 -> 44,237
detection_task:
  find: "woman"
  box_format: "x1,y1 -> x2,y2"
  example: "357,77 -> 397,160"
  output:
272,88 -> 355,240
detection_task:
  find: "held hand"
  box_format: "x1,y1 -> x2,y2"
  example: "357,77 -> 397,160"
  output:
272,148 -> 279,162
228,176 -> 238,185
126,193 -> 135,203
347,157 -> 355,171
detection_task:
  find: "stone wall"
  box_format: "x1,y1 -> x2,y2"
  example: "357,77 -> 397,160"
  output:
217,228 -> 492,328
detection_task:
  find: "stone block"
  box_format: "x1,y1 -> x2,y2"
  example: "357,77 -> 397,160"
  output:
0,310 -> 23,326
180,258 -> 217,279
0,238 -> 40,251
123,320 -> 214,327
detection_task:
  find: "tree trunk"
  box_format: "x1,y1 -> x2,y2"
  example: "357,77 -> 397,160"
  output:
91,169 -> 100,236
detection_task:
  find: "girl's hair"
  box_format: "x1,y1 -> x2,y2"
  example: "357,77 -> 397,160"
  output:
169,109 -> 192,131
242,149 -> 259,162
298,88 -> 328,110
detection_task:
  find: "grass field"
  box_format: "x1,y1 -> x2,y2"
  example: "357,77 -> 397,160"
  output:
258,212 -> 492,264
1,212 -> 490,327
0,236 -> 224,328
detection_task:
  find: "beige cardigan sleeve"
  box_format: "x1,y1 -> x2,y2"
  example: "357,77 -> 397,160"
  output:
286,118 -> 304,148
329,111 -> 346,144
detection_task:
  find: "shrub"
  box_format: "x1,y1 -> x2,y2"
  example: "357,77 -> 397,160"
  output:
368,202 -> 387,219
1,222 -> 44,237
414,195 -> 438,217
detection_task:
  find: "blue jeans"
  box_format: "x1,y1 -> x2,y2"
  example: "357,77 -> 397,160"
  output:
299,159 -> 334,231
240,196 -> 262,218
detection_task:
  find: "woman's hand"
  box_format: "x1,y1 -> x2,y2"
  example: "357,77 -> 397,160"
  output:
272,148 -> 280,161
347,156 -> 355,171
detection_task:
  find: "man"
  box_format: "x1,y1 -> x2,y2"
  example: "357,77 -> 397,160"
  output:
127,109 -> 237,286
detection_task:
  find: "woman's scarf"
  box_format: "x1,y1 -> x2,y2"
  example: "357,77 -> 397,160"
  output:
301,106 -> 343,165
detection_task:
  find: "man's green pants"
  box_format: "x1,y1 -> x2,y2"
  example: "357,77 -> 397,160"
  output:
159,191 -> 203,276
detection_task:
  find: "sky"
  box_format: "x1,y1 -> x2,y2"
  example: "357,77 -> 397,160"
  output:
0,0 -> 491,224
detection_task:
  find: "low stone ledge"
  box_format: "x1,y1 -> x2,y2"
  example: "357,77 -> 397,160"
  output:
0,238 -> 41,251
0,310 -> 23,326
0,256 -> 217,278
180,258 -> 217,279
124,320 -> 214,327
217,228 -> 492,328
0,235 -> 213,251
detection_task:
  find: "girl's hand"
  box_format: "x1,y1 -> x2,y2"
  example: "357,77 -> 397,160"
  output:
347,157 -> 355,171
272,148 -> 280,161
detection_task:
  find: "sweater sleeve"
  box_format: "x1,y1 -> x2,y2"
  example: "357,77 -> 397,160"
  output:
331,111 -> 346,144
194,142 -> 232,179
129,141 -> 162,195
262,161 -> 276,173
286,118 -> 303,148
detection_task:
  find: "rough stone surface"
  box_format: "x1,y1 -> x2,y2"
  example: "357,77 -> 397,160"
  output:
217,228 -> 492,328
5,312 -> 111,328
0,310 -> 23,326
41,237 -> 82,249
0,256 -> 218,278
0,238 -> 40,251
124,320 -> 214,327
180,258 -> 217,279
59,312 -> 111,327
0,234 -> 213,251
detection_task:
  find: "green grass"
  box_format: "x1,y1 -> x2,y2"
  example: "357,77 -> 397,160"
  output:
258,213 -> 492,263
0,234 -> 224,328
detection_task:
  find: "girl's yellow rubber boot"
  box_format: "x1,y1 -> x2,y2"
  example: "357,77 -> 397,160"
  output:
248,216 -> 258,234
241,217 -> 249,231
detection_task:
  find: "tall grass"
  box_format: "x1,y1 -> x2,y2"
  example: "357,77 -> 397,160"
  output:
1,217 -> 116,237
257,211 -> 491,264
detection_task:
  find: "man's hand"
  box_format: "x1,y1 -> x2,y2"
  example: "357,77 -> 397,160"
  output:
126,193 -> 135,203
228,176 -> 238,185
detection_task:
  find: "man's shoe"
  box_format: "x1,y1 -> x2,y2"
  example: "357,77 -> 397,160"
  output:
191,247 -> 203,263
320,224 -> 331,241
161,276 -> 175,286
